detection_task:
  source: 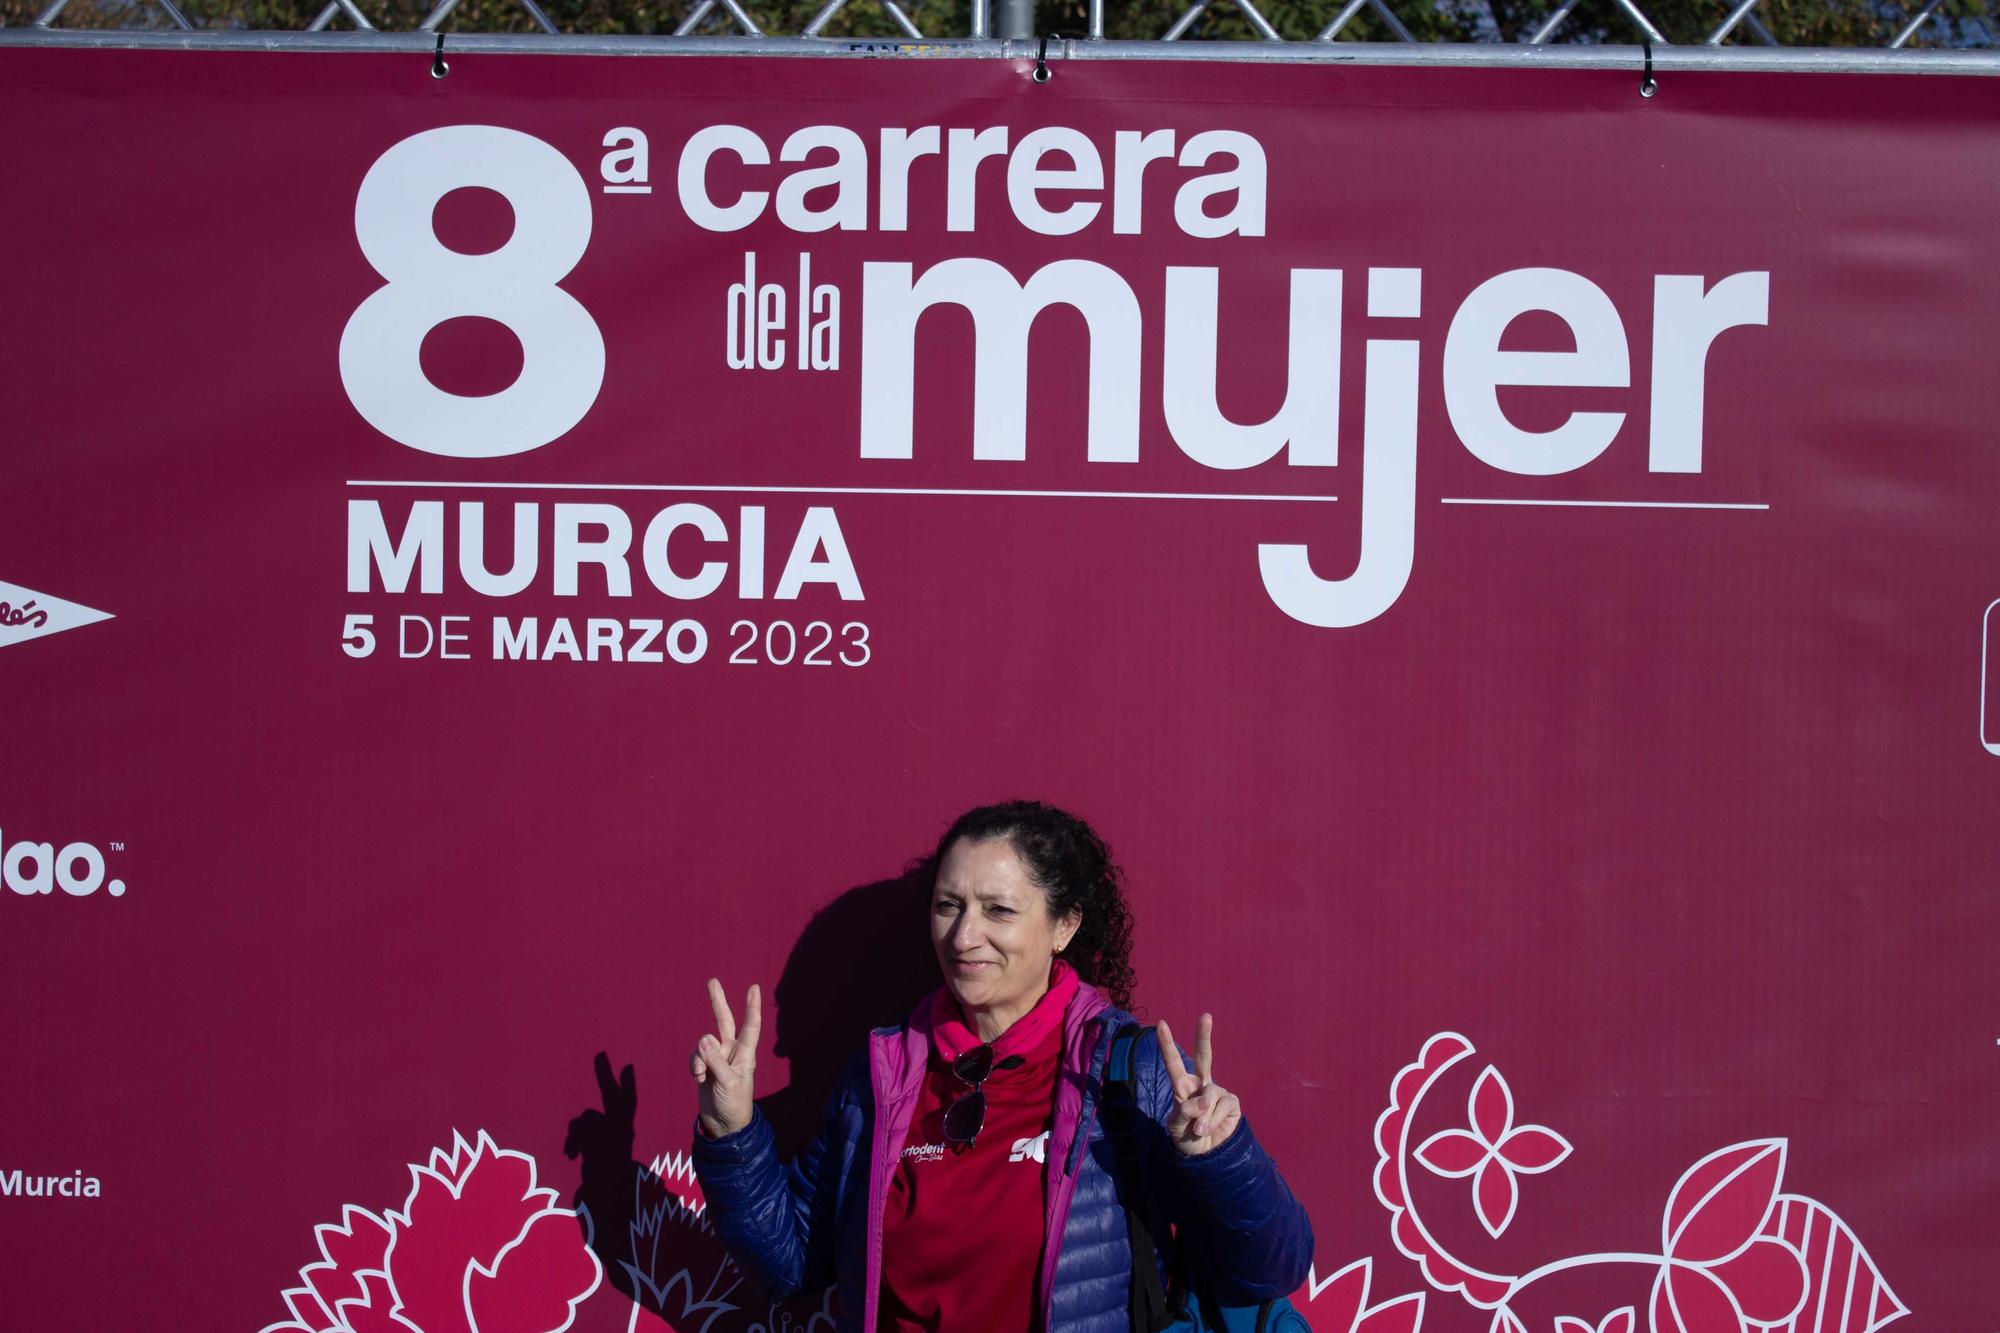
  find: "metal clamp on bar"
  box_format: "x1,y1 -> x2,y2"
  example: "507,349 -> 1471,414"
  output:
432,31 -> 449,78
1032,31 -> 1063,82
1640,37 -> 1657,96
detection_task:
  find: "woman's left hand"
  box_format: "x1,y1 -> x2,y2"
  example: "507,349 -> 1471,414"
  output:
1156,1013 -> 1242,1156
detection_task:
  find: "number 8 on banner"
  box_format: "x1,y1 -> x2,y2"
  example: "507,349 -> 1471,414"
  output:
340,125 -> 604,457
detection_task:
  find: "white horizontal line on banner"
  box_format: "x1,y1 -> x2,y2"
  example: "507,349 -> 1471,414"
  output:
1440,497 -> 1770,510
345,480 -> 1341,503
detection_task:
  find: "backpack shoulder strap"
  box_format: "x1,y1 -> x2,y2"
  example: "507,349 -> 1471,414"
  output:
1103,1026 -> 1305,1333
1107,1022 -> 1146,1098
1104,1023 -> 1174,1333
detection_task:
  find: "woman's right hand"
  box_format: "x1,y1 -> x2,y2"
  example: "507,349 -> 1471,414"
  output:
692,978 -> 762,1140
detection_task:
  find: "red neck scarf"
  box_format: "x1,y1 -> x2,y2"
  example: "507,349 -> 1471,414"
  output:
925,960 -> 1080,1062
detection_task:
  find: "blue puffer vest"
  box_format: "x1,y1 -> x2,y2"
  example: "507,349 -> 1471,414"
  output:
690,982 -> 1315,1333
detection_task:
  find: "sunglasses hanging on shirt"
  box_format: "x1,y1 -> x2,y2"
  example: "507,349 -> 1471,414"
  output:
942,1044 -> 1026,1150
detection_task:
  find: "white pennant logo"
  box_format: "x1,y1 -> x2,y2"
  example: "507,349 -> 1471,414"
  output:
0,580 -> 113,649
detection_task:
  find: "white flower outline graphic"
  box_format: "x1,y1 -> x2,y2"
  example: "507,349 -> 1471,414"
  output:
1414,1065 -> 1573,1238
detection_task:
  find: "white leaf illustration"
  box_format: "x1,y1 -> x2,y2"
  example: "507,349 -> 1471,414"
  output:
1756,1195 -> 1906,1333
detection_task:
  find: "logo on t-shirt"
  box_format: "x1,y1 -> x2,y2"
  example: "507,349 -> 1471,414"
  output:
1009,1133 -> 1049,1165
903,1143 -> 946,1164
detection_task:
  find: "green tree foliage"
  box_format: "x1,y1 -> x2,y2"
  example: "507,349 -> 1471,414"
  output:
3,0 -> 1988,46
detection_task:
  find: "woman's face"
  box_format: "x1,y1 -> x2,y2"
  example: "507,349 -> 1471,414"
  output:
931,837 -> 1080,1020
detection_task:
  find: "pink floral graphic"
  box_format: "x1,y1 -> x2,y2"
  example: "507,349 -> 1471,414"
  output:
1374,1033 -> 1516,1307
590,1147 -> 837,1333
1415,1066 -> 1573,1238
263,1129 -> 603,1333
1375,1034 -> 1903,1333
1299,1258 -> 1426,1333
606,1150 -> 749,1332
1649,1142 -> 1807,1333
1759,1195 -> 1907,1333
1555,1308 -> 1636,1333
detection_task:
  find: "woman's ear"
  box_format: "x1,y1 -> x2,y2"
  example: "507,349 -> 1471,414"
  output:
1056,910 -> 1082,954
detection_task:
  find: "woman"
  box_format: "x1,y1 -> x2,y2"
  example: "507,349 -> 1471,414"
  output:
689,801 -> 1314,1332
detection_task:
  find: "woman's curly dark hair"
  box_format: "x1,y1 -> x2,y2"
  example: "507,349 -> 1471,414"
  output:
932,800 -> 1136,1011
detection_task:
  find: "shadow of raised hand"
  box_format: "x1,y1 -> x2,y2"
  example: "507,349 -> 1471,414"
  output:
566,1052 -> 645,1307
567,1050 -> 753,1331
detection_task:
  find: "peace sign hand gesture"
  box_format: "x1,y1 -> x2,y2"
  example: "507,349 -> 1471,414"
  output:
1155,1014 -> 1242,1156
692,978 -> 762,1140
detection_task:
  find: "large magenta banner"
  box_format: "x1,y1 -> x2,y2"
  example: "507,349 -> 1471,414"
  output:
2,45 -> 1996,1333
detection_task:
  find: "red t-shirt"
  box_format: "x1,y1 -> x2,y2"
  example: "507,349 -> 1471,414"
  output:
878,1015 -> 1064,1332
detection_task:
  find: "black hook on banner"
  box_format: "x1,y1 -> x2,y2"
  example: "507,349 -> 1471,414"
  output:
1639,37 -> 1657,97
432,32 -> 449,79
1032,32 -> 1064,83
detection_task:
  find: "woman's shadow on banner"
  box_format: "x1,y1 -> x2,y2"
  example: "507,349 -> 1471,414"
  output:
564,862 -> 940,1330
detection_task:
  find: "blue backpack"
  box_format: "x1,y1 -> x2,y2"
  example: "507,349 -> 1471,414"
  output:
1102,1024 -> 1312,1333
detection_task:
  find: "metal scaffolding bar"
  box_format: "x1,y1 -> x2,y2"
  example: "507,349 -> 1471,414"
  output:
3,27 -> 1994,66
1891,0 -> 1951,46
